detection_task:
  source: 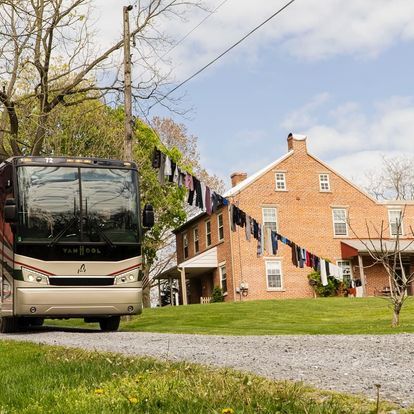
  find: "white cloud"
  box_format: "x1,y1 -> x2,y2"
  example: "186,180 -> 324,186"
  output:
281,94 -> 414,182
91,0 -> 414,79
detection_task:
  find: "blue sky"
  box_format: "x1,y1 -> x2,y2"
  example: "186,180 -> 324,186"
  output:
97,0 -> 414,189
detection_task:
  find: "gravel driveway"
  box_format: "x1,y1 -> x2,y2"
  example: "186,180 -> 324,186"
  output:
2,329 -> 414,407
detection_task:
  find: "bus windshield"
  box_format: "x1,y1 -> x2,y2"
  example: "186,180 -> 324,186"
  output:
17,166 -> 139,244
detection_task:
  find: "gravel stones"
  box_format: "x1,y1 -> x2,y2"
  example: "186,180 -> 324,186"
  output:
2,331 -> 414,406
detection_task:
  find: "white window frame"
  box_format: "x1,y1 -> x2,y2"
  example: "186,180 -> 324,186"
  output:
193,227 -> 199,254
319,173 -> 330,192
275,172 -> 286,191
217,213 -> 224,241
219,263 -> 227,294
388,209 -> 403,237
332,208 -> 348,237
183,232 -> 189,259
336,260 -> 353,285
262,207 -> 278,246
265,260 -> 283,290
205,220 -> 212,247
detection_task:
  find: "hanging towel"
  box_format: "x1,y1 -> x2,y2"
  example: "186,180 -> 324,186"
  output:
271,231 -> 278,255
265,227 -> 272,254
245,215 -> 251,241
205,186 -> 212,215
152,148 -> 161,168
256,225 -> 263,257
320,259 -> 328,286
230,204 -> 236,232
291,242 -> 298,267
305,251 -> 312,267
164,155 -> 172,177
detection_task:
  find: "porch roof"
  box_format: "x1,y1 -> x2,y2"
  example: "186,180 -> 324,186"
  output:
155,247 -> 218,280
341,239 -> 414,258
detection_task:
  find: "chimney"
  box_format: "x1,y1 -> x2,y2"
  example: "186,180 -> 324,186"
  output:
231,171 -> 247,187
287,132 -> 307,153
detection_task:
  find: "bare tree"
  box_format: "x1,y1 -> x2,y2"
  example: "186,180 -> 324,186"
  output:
352,210 -> 414,327
365,155 -> 414,201
0,0 -> 202,159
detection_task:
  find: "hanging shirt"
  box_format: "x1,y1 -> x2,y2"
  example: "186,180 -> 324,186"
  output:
230,204 -> 236,232
194,177 -> 203,209
178,171 -> 185,188
211,192 -> 219,213
200,182 -> 207,208
152,148 -> 161,168
169,161 -> 176,183
291,242 -> 298,267
320,259 -> 328,286
184,173 -> 194,191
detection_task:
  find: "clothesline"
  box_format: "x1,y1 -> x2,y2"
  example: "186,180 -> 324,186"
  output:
152,146 -> 343,286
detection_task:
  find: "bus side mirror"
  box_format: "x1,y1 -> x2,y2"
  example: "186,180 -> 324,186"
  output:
4,198 -> 17,223
143,204 -> 154,228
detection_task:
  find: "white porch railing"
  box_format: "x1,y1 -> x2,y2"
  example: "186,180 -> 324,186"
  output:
200,296 -> 212,304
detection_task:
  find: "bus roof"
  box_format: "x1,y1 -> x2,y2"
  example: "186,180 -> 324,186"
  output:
3,156 -> 137,170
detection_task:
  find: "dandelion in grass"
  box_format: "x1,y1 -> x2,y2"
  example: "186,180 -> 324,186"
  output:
94,388 -> 104,395
128,397 -> 138,404
222,408 -> 234,414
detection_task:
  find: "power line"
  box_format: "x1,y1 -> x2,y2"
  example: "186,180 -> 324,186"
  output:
133,0 -> 229,83
148,0 -> 297,111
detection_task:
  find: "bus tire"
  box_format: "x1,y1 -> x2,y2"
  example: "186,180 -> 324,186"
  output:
99,316 -> 120,332
30,318 -> 44,327
0,317 -> 19,333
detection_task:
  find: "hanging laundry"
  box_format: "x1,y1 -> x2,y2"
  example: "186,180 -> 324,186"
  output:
211,192 -> 219,213
253,219 -> 259,239
265,227 -> 272,254
169,161 -> 176,183
205,186 -> 212,215
184,173 -> 194,191
200,182 -> 207,208
178,171 -> 185,188
230,204 -> 236,232
157,152 -> 166,185
271,230 -> 278,255
298,247 -> 305,268
152,148 -> 161,168
291,242 -> 298,267
305,251 -> 312,267
194,177 -> 203,209
164,155 -> 172,177
256,225 -> 263,257
173,164 -> 179,183
320,259 -> 328,286
245,215 -> 251,241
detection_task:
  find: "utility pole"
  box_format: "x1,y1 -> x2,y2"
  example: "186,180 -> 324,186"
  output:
123,5 -> 133,161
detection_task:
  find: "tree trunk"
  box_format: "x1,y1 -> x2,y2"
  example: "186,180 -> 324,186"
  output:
142,285 -> 151,308
392,302 -> 402,327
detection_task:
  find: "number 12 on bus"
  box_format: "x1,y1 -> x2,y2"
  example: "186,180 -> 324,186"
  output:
0,156 -> 154,333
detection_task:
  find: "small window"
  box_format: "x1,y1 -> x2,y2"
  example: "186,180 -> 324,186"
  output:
319,173 -> 330,192
266,261 -> 282,289
218,213 -> 224,241
220,264 -> 227,294
275,172 -> 286,191
337,260 -> 352,286
206,220 -> 212,247
183,233 -> 189,259
389,209 -> 403,236
193,227 -> 199,254
332,208 -> 348,236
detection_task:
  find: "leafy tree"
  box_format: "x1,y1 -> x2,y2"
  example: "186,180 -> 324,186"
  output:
307,271 -> 341,297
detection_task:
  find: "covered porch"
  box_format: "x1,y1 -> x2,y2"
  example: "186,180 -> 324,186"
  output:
156,248 -> 218,305
341,239 -> 414,297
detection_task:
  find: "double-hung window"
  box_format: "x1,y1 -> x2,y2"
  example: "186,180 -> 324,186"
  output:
332,208 -> 348,236
217,213 -> 224,241
319,173 -> 330,192
206,220 -> 212,247
193,227 -> 199,254
183,233 -> 189,259
389,209 -> 403,237
275,172 -> 286,191
262,207 -> 277,245
220,264 -> 227,294
337,260 -> 352,286
266,261 -> 282,289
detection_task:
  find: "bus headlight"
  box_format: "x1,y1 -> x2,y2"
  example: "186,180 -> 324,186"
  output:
22,268 -> 49,285
114,269 -> 139,285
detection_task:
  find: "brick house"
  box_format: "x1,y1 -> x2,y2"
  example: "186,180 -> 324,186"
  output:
158,134 -> 414,304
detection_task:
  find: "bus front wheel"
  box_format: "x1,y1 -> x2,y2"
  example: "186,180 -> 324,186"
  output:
0,317 -> 19,333
99,316 -> 120,332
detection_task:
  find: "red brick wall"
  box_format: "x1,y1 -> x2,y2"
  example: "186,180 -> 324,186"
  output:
176,136 -> 414,301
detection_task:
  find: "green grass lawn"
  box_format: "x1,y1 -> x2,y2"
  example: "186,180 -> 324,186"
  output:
0,340 -> 400,414
47,297 -> 414,335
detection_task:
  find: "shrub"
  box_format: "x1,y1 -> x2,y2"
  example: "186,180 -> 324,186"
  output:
211,286 -> 224,303
307,271 -> 341,297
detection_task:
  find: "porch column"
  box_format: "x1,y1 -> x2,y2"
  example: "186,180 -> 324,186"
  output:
178,267 -> 188,305
358,255 -> 366,297
169,277 -> 173,306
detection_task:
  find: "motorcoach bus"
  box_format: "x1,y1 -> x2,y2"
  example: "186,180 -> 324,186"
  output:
0,156 -> 153,333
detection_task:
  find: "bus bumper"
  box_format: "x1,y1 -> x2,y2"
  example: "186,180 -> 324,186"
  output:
14,287 -> 142,317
